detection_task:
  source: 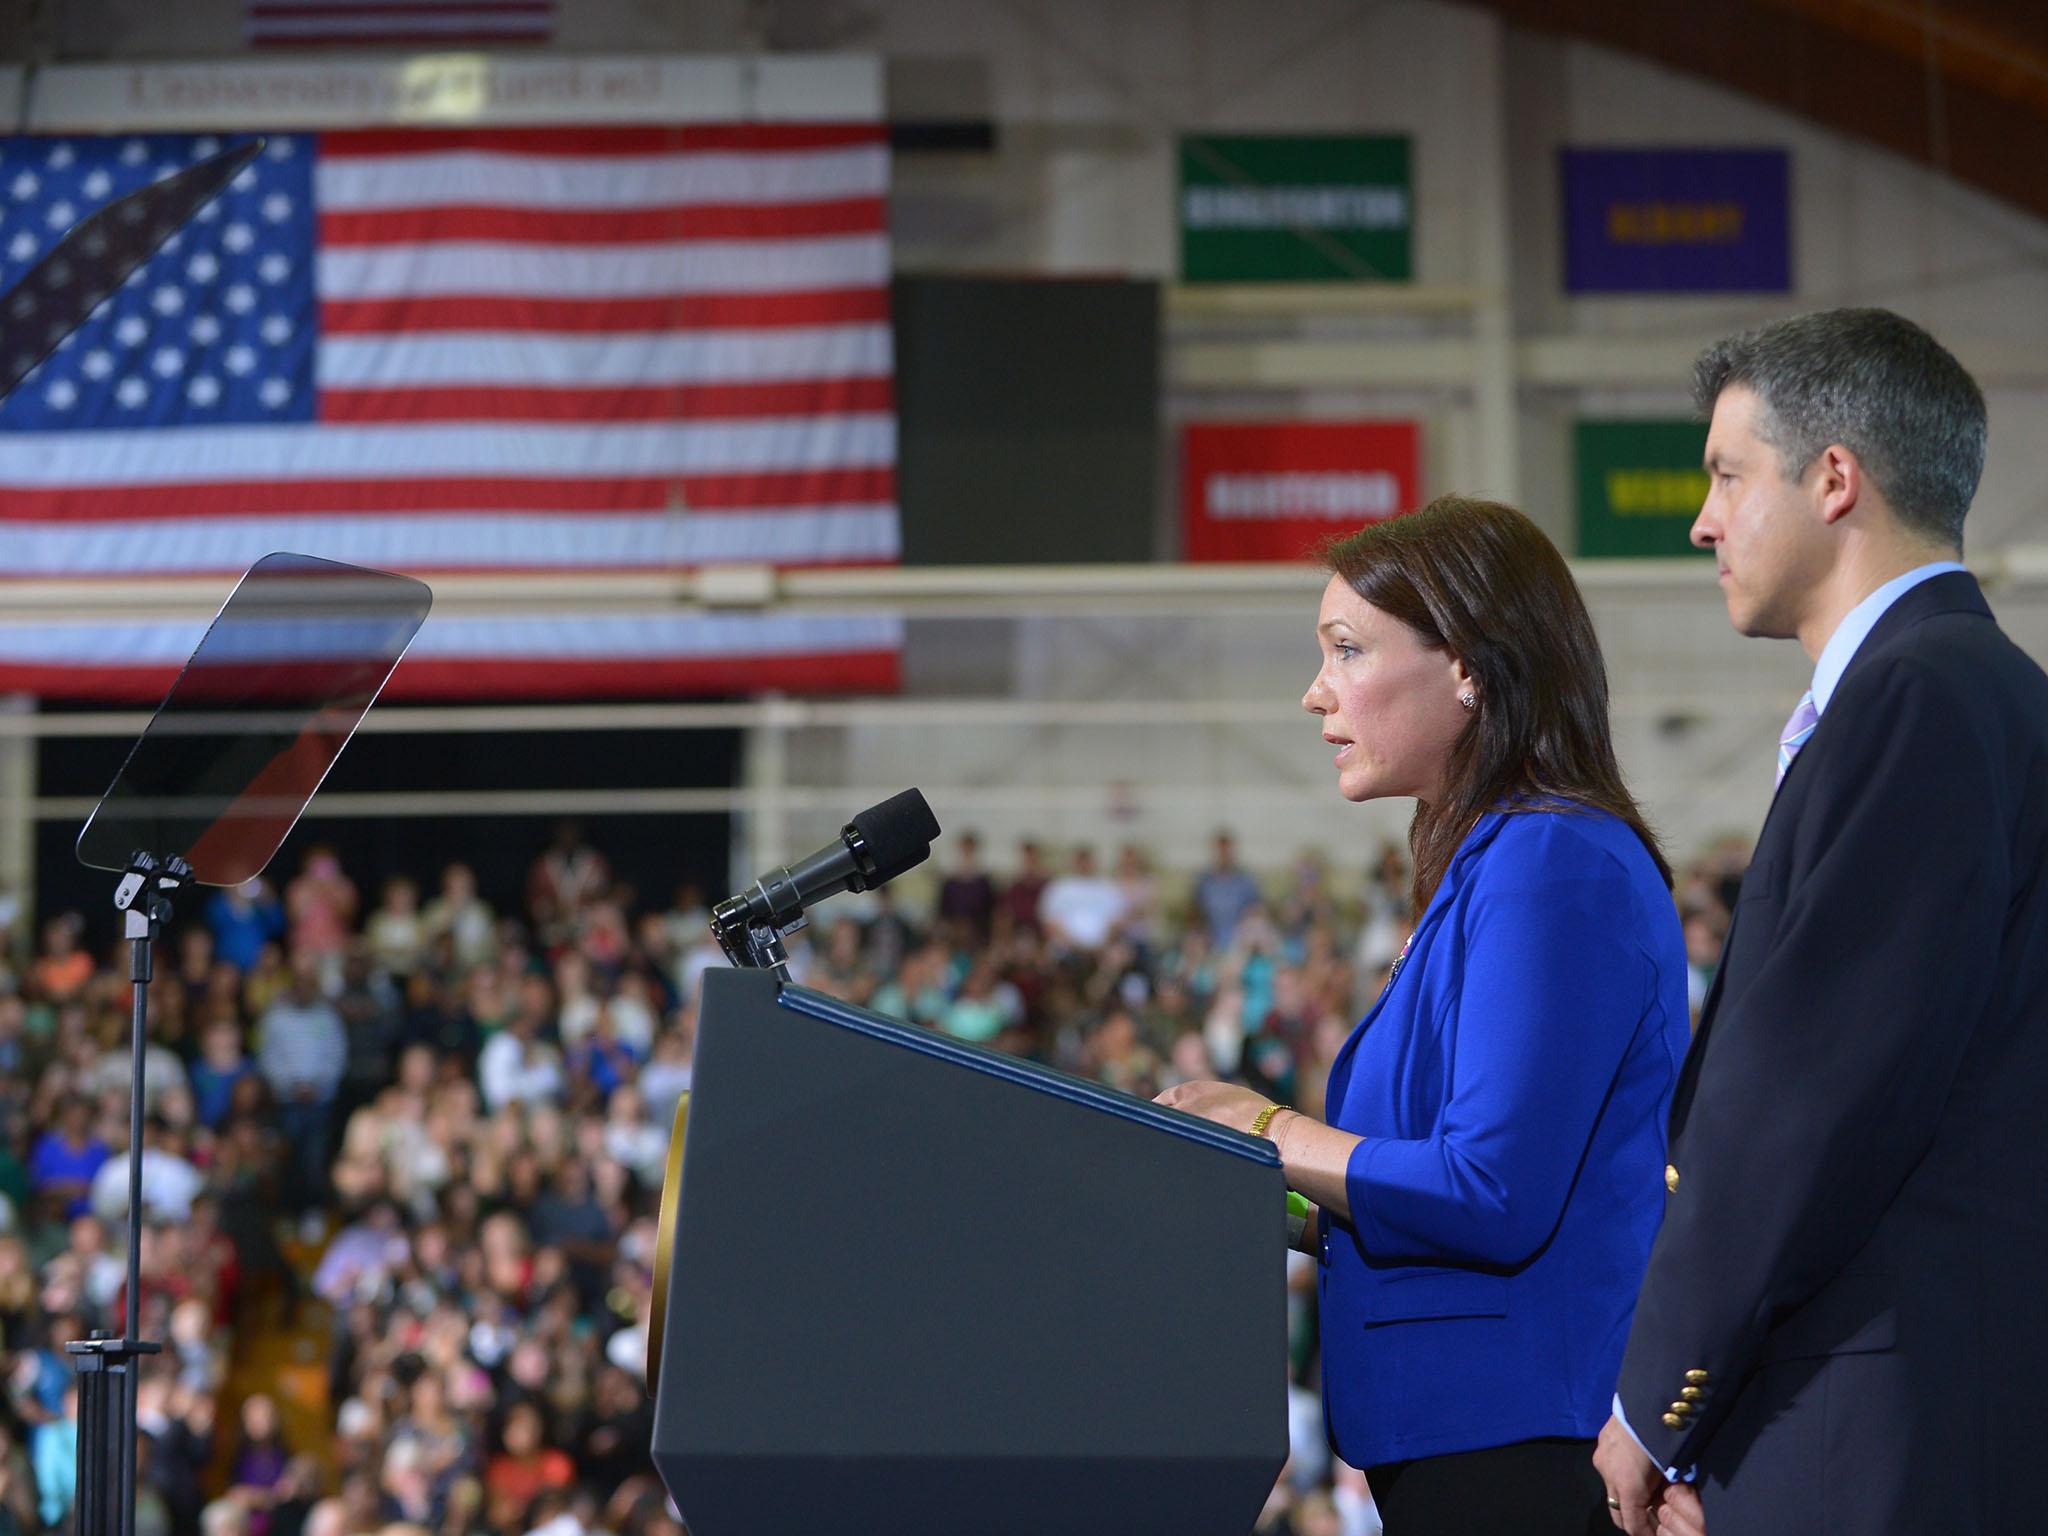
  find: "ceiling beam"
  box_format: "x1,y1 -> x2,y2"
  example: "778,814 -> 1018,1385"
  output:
1464,0 -> 2048,226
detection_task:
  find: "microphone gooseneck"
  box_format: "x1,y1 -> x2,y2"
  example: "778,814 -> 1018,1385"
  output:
712,789 -> 941,971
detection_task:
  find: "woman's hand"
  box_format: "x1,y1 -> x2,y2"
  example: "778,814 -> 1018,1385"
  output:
1157,1085 -> 1363,1223
1153,1079 -> 1275,1134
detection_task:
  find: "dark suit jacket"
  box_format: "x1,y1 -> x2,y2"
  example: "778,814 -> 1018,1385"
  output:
1616,571 -> 2048,1533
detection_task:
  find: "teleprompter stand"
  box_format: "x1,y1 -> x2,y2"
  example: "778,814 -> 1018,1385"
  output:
68,555 -> 430,1536
65,853 -> 187,1536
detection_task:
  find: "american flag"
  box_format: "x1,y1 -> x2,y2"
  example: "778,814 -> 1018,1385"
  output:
0,126 -> 902,700
247,0 -> 555,49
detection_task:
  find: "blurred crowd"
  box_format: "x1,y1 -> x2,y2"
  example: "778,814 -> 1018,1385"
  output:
0,817 -> 1749,1536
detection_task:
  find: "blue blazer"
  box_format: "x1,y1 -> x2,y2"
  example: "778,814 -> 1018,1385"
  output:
1318,806 -> 1689,1470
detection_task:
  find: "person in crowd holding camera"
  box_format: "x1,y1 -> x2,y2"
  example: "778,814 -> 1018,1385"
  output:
1162,496 -> 1690,1534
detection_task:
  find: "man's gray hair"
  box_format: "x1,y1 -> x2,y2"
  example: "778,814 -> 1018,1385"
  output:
1692,308 -> 1986,549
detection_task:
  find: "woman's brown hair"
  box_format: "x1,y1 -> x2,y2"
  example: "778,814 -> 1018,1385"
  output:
1321,495 -> 1672,916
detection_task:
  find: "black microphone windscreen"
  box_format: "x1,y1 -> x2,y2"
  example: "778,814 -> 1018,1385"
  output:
850,788 -> 941,885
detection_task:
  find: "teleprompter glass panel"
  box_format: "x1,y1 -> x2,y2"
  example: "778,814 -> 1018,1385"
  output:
76,552 -> 432,886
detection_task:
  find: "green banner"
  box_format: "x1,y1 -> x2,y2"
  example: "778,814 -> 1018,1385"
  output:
1180,135 -> 1412,283
1574,419 -> 1714,558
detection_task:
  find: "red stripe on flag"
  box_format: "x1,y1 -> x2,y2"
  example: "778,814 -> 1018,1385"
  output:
251,29 -> 550,45
0,468 -> 899,521
318,197 -> 887,246
320,377 -> 895,423
386,650 -> 901,699
320,124 -> 886,157
249,1 -> 551,15
319,288 -> 890,334
0,650 -> 900,703
0,663 -> 196,703
306,556 -> 900,579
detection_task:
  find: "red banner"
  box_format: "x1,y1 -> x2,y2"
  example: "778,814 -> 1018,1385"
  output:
1181,421 -> 1420,561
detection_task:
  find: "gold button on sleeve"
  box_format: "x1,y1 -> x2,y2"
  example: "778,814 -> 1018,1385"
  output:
1680,1386 -> 1704,1402
1685,1369 -> 1711,1384
1664,1164 -> 1680,1193
1662,1413 -> 1685,1430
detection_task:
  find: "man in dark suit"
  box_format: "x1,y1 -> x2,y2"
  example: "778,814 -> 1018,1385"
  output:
1593,307 -> 2048,1535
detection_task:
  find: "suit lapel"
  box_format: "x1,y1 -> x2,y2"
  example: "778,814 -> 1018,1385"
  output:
1674,811 -> 1788,1126
1326,813 -> 1510,1110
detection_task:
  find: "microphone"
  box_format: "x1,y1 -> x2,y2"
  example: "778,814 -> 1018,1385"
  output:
711,789 -> 941,967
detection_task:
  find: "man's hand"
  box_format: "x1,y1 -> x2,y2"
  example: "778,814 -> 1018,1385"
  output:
1594,1413 -> 1668,1536
1654,1482 -> 1705,1536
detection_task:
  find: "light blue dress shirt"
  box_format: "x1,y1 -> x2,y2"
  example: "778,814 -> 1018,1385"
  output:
1613,558 -> 1969,1481
1808,561 -> 1969,715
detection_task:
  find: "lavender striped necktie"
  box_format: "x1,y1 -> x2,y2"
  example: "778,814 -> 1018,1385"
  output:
1776,689 -> 1820,787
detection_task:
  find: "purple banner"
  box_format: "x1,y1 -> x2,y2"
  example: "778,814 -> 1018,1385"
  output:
1561,148 -> 1790,294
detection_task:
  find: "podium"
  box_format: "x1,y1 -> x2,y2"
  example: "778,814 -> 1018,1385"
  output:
649,968 -> 1290,1536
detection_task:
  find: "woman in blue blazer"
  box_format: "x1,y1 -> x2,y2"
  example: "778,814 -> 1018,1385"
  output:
1161,497 -> 1690,1535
